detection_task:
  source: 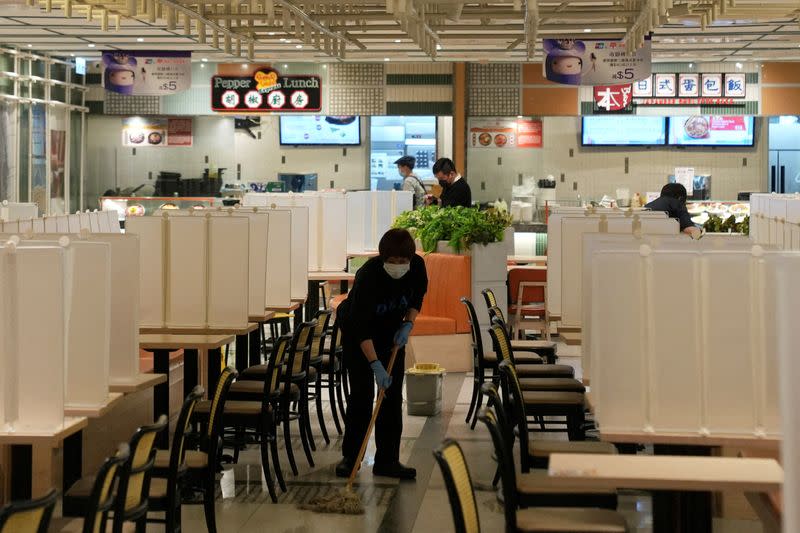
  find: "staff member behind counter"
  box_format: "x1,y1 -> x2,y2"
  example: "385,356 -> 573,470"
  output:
425,157 -> 472,208
645,183 -> 702,239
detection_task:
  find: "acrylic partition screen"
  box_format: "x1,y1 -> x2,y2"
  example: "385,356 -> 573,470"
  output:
316,192 -> 348,271
546,209 -> 667,318
125,216 -> 166,328
589,244 -> 788,438
261,209 -> 293,308
206,216 -> 249,328
165,216 -> 208,328
0,244 -> 66,432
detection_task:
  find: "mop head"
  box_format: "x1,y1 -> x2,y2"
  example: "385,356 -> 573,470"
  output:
299,487 -> 364,514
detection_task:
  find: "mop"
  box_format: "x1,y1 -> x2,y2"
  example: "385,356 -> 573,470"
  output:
300,345 -> 400,514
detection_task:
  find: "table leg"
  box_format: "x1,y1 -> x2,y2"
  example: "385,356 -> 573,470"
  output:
306,280 -> 321,318
184,349 -> 199,398
745,492 -> 781,533
62,431 -> 82,494
652,444 -> 712,533
152,348 -> 171,450
249,327 -> 261,367
235,333 -> 248,372
294,305 -> 303,330
10,445 -> 32,500
207,347 -> 223,396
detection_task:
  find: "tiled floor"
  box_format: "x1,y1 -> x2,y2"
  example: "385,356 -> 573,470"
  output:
151,354 -> 763,533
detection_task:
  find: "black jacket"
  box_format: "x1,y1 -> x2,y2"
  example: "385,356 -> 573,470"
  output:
645,196 -> 694,230
440,178 -> 472,208
338,255 -> 428,354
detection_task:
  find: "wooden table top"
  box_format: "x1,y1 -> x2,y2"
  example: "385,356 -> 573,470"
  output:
0,417 -> 88,447
64,393 -> 124,418
508,255 -> 548,265
347,250 -> 379,258
109,373 -> 167,394
548,453 -> 783,493
249,311 -> 277,323
308,271 -> 356,281
599,430 -> 782,449
267,302 -> 301,313
140,323 -> 258,336
507,264 -> 547,272
559,331 -> 582,346
139,333 -> 236,350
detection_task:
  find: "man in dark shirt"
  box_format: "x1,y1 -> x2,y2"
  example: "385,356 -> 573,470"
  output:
426,157 -> 472,208
335,228 -> 428,480
645,183 -> 701,238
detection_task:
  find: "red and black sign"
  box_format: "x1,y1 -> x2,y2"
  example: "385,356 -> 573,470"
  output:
634,97 -> 742,106
593,84 -> 633,113
211,68 -> 321,112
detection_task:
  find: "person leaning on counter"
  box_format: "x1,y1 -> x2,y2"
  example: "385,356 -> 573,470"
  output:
426,157 -> 472,208
645,183 -> 702,239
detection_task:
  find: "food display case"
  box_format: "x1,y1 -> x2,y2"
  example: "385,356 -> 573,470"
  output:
100,196 -> 219,225
687,201 -> 750,233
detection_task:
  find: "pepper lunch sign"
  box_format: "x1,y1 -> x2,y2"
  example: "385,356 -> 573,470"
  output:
211,68 -> 321,112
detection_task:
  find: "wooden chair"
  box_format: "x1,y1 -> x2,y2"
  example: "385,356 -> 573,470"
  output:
482,288 -> 558,362
52,444 -> 130,533
148,386 -> 204,531
482,382 -> 616,492
308,309 -> 334,445
320,317 -> 347,435
478,409 -> 627,532
0,489 -> 56,533
282,320 -> 318,469
188,368 -> 237,533
507,267 -> 550,341
460,297 -> 545,429
488,317 -> 574,379
216,336 -> 293,502
63,416 -> 167,533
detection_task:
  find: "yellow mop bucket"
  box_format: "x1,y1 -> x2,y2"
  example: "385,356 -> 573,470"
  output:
405,363 -> 446,416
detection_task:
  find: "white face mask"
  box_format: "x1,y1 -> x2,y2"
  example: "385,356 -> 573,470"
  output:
384,262 -> 411,280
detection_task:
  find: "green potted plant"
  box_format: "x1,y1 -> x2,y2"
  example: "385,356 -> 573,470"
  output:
393,206 -> 512,254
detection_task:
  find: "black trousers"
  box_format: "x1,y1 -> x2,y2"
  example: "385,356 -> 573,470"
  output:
341,342 -> 406,466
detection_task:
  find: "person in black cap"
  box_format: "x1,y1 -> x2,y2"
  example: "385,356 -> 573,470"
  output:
427,157 -> 472,208
395,155 -> 426,209
645,183 -> 701,239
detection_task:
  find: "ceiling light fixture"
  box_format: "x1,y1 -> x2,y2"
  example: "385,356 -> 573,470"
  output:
689,62 -> 694,68
137,37 -> 144,42
583,28 -> 592,33
295,44 -> 303,49
200,64 -> 205,68
436,43 -> 442,50
242,63 -> 248,69
279,38 -> 287,42
736,62 -> 743,69
268,32 -> 275,36
384,57 -> 390,61
283,64 -> 288,69
87,43 -> 95,48
27,44 -> 32,47
201,57 -> 208,62
394,39 -> 401,43
70,53 -> 75,57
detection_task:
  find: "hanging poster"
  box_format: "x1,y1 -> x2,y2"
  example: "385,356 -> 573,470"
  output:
724,73 -> 746,98
211,66 -> 322,112
674,167 -> 695,194
470,118 -> 542,149
678,74 -> 700,97
102,51 -> 191,96
121,117 -> 193,147
542,38 -> 651,86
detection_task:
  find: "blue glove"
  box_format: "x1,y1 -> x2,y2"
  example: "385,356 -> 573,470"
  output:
370,360 -> 392,390
393,321 -> 414,347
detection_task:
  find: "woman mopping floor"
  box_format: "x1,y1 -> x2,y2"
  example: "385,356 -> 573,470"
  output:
335,228 -> 428,480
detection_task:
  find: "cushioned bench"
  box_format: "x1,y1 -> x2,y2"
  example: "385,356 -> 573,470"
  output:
332,253 -> 473,371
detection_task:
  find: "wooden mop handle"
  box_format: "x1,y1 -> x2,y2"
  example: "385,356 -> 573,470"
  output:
347,344 -> 401,489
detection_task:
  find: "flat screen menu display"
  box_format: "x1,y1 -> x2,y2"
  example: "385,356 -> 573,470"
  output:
279,115 -> 361,145
668,116 -> 755,146
581,116 -> 667,146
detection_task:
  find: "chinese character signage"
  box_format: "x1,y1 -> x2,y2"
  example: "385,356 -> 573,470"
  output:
211,67 -> 321,112
632,77 -> 652,97
469,118 -> 542,149
678,74 -> 699,97
593,84 -> 632,112
654,74 -> 676,97
102,51 -> 191,96
121,117 -> 193,147
701,74 -> 722,97
724,73 -> 746,98
542,38 -> 651,86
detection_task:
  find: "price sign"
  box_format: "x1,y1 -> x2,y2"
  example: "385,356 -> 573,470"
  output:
102,51 -> 191,96
543,38 -> 651,86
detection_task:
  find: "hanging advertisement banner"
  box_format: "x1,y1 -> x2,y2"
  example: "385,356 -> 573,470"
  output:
102,51 -> 191,96
542,38 -> 651,86
211,66 -> 322,112
469,118 -> 542,149
121,117 -> 193,147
